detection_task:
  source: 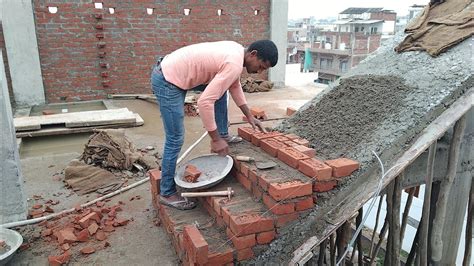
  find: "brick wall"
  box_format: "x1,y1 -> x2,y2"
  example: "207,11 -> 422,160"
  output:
370,11 -> 397,21
0,22 -> 14,107
33,0 -> 270,103
368,34 -> 381,53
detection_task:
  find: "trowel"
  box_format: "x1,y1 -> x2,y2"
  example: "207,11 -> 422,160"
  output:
236,155 -> 277,170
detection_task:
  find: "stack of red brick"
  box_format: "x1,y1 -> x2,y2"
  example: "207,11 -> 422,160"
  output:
237,127 -> 359,194
39,202 -> 130,265
150,169 -> 276,265
148,127 -> 359,265
232,127 -> 358,228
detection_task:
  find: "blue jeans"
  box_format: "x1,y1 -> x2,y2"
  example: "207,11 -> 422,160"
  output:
151,67 -> 229,196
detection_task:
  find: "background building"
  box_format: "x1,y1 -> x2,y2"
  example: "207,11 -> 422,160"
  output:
288,7 -> 396,84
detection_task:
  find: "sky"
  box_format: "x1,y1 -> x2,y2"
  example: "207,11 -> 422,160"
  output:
288,0 -> 429,19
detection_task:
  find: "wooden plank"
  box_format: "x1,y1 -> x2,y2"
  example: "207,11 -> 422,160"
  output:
15,113 -> 144,138
14,108 -> 135,131
134,113 -> 144,126
107,93 -> 154,99
290,88 -> 473,264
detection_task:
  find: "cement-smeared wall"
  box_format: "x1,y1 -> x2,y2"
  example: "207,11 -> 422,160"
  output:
0,50 -> 27,223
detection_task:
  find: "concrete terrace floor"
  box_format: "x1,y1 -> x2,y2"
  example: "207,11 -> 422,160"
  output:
9,82 -> 325,265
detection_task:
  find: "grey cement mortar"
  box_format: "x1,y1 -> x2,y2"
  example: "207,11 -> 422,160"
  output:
253,33 -> 473,264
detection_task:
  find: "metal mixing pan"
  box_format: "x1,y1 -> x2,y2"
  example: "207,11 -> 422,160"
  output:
174,154 -> 233,190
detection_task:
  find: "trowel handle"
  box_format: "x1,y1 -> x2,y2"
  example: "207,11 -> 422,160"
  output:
236,155 -> 254,162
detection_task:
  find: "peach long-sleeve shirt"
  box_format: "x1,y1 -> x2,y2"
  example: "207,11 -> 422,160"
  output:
160,41 -> 247,132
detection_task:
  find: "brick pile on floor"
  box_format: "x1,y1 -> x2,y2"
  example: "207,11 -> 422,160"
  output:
149,127 -> 360,265
184,103 -> 199,117
24,199 -> 131,265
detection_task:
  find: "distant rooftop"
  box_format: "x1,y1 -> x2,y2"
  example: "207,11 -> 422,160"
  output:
339,7 -> 383,14
334,19 -> 384,25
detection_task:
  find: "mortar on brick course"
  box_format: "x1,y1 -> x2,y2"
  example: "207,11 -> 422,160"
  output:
255,33 -> 472,264
232,140 -> 314,185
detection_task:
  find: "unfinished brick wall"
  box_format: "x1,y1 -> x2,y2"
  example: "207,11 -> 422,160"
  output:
33,0 -> 270,103
370,11 -> 397,21
0,22 -> 14,107
352,34 -> 380,55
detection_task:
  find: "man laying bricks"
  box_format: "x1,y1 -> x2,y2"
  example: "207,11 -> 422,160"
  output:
151,40 -> 279,210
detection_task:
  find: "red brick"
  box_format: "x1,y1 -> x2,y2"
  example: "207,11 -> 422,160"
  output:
298,158 -> 333,181
184,164 -> 201,183
207,249 -> 234,265
78,212 -> 101,228
257,174 -> 273,191
237,127 -> 256,142
96,231 -> 106,241
41,228 -> 53,237
149,169 -> 161,196
226,228 -> 256,250
251,182 -> 263,199
268,181 -> 312,201
325,158 -> 360,177
285,134 -> 299,140
295,197 -> 314,211
80,246 -> 95,254
262,194 -> 295,215
284,140 -> 299,147
56,228 -> 77,244
237,247 -> 254,261
213,197 -> 224,216
260,138 -> 286,157
183,225 -> 209,265
229,213 -> 274,236
313,180 -> 338,192
277,147 -> 309,168
76,229 -> 89,242
276,213 -> 299,227
251,131 -> 283,147
293,145 -> 316,157
292,138 -> 310,147
256,230 -> 276,244
250,107 -> 266,119
240,163 -> 250,177
215,214 -> 226,227
248,169 -> 258,183
286,107 -> 297,116
202,199 -> 217,219
48,251 -> 71,266
61,243 -> 70,251
236,172 -> 251,191
222,207 -> 232,225
273,135 -> 289,142
205,196 -> 214,208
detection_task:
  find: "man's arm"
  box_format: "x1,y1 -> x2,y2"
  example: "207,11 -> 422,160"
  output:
239,104 -> 267,133
228,80 -> 266,133
197,63 -> 242,155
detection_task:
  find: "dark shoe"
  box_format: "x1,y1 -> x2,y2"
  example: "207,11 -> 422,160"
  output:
159,194 -> 196,210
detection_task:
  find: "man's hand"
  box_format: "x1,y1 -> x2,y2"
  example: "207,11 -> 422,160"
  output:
248,116 -> 267,133
211,138 -> 229,156
208,129 -> 229,156
239,104 -> 267,133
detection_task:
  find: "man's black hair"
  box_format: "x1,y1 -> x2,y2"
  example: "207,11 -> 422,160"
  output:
248,40 -> 278,67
